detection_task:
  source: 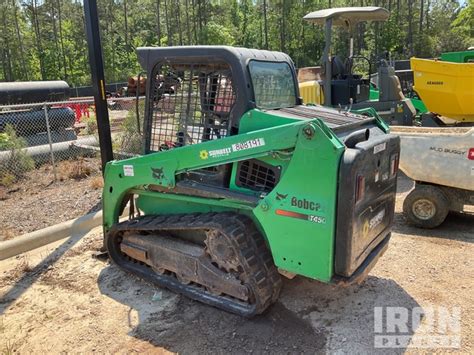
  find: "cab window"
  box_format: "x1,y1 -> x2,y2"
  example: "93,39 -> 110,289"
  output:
249,61 -> 297,110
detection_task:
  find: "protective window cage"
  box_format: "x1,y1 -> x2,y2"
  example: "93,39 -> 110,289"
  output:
148,60 -> 236,152
236,159 -> 281,193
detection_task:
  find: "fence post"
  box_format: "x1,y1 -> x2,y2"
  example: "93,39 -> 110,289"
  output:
43,104 -> 57,181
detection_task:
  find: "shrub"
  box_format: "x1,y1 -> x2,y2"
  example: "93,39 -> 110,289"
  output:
114,102 -> 144,156
0,133 -> 10,148
0,125 -> 34,184
0,173 -> 16,187
58,158 -> 93,180
80,112 -> 98,136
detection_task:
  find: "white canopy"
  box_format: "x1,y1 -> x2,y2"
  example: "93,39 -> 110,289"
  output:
303,7 -> 389,27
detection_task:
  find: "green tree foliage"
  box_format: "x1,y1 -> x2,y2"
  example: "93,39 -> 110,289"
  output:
451,0 -> 474,49
203,22 -> 236,45
0,0 -> 472,86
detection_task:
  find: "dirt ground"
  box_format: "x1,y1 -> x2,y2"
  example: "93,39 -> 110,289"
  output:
0,174 -> 472,354
0,158 -> 102,240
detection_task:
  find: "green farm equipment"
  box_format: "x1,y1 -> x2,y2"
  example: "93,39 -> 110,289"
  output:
372,49 -> 474,126
102,46 -> 400,316
299,7 -> 417,126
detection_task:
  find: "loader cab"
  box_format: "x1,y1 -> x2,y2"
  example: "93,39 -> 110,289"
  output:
137,46 -> 300,155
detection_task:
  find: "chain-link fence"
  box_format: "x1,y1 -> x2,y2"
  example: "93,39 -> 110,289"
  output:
0,96 -> 144,185
0,96 -> 144,239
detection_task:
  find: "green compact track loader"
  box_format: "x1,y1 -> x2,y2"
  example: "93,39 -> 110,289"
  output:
102,46 -> 400,316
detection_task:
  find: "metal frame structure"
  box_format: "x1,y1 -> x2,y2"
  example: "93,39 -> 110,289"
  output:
303,7 -> 390,106
84,0 -> 113,171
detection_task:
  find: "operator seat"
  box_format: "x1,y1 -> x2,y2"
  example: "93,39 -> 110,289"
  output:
331,56 -> 347,79
329,55 -> 370,105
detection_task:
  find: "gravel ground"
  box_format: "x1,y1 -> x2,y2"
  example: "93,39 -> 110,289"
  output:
0,174 -> 472,353
0,158 -> 102,240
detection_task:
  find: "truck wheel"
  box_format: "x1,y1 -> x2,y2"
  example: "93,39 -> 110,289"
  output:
403,185 -> 449,228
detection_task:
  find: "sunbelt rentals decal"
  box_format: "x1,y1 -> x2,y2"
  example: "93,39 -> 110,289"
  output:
200,138 -> 265,160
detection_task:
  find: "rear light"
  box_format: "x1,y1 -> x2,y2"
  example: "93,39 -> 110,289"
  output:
468,148 -> 474,160
355,175 -> 365,203
390,154 -> 399,176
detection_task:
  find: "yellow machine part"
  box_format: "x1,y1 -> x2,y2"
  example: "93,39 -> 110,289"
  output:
411,57 -> 474,123
299,80 -> 324,105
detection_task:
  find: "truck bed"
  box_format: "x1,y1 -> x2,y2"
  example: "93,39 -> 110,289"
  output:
391,127 -> 474,191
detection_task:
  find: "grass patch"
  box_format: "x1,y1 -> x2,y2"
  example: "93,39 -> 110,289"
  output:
89,176 -> 104,190
0,227 -> 16,241
58,158 -> 93,181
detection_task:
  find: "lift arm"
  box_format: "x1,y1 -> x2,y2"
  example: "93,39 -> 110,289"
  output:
102,116 -> 344,230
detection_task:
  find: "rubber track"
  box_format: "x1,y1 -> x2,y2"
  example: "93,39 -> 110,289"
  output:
106,212 -> 282,317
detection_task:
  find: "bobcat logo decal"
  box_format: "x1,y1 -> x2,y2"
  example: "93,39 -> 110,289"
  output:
276,192 -> 288,201
151,167 -> 164,180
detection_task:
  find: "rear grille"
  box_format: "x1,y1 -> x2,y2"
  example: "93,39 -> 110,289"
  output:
236,159 -> 281,193
279,106 -> 367,126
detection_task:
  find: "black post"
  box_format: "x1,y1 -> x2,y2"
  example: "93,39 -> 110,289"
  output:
84,0 -> 114,173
